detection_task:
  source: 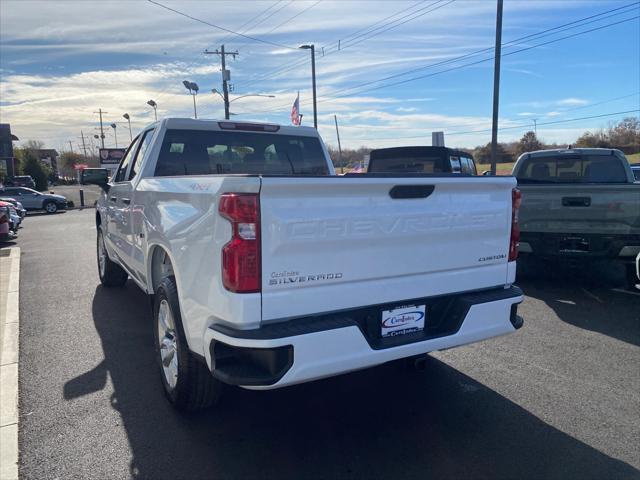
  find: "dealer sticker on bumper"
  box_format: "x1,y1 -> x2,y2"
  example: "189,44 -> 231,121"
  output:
381,304 -> 426,338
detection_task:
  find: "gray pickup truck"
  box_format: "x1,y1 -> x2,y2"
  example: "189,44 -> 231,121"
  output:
512,148 -> 640,287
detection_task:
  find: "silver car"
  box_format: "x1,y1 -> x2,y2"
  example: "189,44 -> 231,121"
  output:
0,187 -> 67,213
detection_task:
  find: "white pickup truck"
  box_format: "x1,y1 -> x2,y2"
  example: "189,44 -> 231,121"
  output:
82,118 -> 524,411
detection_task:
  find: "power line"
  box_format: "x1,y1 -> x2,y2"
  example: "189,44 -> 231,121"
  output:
238,1 -> 433,88
217,1 -> 285,46
251,11 -> 639,114
318,2 -> 639,106
147,0 -> 298,50
126,1 -> 286,117
241,0 -> 636,93
238,0 -> 454,91
338,0 -> 454,51
344,110 -> 640,141
230,1 -> 322,56
332,91 -> 640,131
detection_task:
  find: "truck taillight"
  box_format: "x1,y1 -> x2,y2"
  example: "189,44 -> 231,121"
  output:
509,188 -> 522,262
218,193 -> 260,293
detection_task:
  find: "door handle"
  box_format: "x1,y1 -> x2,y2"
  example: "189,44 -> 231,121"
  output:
109,196 -> 117,203
389,185 -> 435,199
122,198 -> 131,205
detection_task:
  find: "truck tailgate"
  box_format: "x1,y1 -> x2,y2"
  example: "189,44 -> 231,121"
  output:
518,184 -> 640,235
259,176 -> 517,321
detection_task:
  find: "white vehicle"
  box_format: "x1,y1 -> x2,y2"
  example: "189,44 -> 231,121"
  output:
83,118 -> 524,411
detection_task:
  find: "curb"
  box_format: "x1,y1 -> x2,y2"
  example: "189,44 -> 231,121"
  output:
0,247 -> 20,480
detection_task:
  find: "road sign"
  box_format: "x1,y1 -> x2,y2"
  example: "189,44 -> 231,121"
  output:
99,148 -> 125,167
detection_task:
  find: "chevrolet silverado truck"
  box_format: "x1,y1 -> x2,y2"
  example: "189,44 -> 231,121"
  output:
82,118 -> 524,411
512,148 -> 640,286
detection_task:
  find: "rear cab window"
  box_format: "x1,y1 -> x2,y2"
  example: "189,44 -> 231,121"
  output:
516,154 -> 628,183
154,129 -> 329,176
367,147 -> 476,174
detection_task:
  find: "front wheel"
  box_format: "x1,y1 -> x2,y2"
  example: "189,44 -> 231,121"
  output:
44,201 -> 58,214
97,227 -> 128,287
153,276 -> 222,411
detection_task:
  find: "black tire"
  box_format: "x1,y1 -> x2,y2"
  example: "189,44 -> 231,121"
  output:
153,276 -> 222,411
96,227 -> 128,287
43,200 -> 58,214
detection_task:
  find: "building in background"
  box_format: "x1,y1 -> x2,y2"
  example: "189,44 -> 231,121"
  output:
0,123 -> 19,180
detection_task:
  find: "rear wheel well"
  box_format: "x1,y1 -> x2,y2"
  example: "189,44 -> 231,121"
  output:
150,246 -> 174,294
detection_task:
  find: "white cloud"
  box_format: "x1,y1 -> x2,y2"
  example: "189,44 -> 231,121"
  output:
557,97 -> 589,107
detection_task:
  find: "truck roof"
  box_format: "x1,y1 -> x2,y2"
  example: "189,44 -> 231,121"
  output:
521,147 -> 624,158
370,146 -> 473,158
142,118 -> 320,137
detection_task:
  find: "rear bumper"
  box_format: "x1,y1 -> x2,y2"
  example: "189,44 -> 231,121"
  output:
204,286 -> 524,390
520,232 -> 640,260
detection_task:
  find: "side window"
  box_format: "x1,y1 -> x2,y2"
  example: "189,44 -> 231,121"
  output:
129,129 -> 155,180
467,157 -> 477,175
449,156 -> 461,173
460,156 -> 475,175
114,136 -> 140,183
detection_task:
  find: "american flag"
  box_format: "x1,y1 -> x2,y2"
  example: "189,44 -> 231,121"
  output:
291,91 -> 300,125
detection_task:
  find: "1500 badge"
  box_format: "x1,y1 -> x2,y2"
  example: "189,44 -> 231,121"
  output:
269,271 -> 343,286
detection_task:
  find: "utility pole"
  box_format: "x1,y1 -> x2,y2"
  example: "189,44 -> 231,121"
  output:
78,131 -> 89,158
205,45 -> 239,120
533,118 -> 537,135
68,140 -> 74,154
334,115 -> 343,174
490,0 -> 503,176
94,108 -> 107,148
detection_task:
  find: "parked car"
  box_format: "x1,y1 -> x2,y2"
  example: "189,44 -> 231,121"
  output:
4,175 -> 36,188
367,146 -> 477,174
0,197 -> 26,218
83,118 -> 523,412
631,163 -> 640,181
0,204 -> 12,242
0,201 -> 20,233
513,148 -> 640,287
0,187 -> 67,213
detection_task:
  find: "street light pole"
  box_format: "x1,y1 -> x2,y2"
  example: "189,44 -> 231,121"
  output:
147,100 -> 158,121
110,123 -> 118,148
123,113 -> 132,142
183,81 -> 199,119
489,0 -> 503,176
299,44 -> 318,129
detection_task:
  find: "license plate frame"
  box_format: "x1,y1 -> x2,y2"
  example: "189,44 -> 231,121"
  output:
380,304 -> 426,338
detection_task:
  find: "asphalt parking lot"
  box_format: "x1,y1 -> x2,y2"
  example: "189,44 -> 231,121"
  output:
11,210 -> 640,479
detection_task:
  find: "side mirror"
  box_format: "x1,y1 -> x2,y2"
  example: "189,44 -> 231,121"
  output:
482,170 -> 492,176
81,168 -> 110,192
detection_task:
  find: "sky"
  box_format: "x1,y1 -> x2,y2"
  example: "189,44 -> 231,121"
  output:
0,0 -> 639,154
